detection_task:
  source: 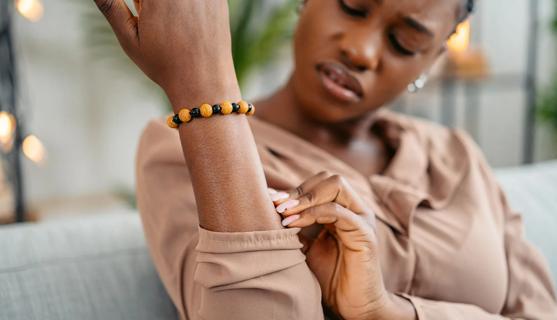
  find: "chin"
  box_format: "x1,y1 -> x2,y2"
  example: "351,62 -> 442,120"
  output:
294,87 -> 345,124
291,64 -> 393,124
291,71 -> 349,124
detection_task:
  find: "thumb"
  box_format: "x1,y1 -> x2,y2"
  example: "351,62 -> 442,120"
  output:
93,0 -> 138,55
298,233 -> 313,254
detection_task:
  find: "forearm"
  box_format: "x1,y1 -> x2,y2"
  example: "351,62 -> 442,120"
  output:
167,78 -> 282,232
95,0 -> 281,232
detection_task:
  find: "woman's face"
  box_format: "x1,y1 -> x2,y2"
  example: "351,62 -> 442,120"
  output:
292,0 -> 463,123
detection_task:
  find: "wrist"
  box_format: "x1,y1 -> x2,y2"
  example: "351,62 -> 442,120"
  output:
162,54 -> 241,112
165,77 -> 242,113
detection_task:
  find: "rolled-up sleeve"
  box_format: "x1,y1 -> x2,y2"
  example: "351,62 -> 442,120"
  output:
135,120 -> 324,320
194,227 -> 323,319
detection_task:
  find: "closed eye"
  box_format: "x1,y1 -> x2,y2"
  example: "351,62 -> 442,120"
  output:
388,32 -> 416,56
337,0 -> 368,18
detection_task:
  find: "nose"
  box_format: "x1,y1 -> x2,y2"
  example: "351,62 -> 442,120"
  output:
339,28 -> 382,73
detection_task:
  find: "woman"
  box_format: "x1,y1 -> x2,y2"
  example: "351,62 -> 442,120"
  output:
95,0 -> 557,319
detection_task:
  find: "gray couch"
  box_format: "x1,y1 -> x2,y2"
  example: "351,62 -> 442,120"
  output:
1,162 -> 556,320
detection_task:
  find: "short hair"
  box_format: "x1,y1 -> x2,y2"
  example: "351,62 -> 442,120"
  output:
458,0 -> 475,23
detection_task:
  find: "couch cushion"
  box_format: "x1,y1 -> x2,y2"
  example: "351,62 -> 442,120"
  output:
495,161 -> 557,286
1,161 -> 555,320
0,213 -> 177,320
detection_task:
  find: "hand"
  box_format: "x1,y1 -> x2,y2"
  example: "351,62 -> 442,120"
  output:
269,171 -> 416,320
93,0 -> 240,108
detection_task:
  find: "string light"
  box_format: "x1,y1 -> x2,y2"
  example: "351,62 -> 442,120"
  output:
0,111 -> 16,152
15,0 -> 44,22
22,134 -> 47,165
447,20 -> 471,53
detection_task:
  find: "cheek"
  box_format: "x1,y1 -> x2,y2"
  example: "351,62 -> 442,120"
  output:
379,54 -> 431,89
294,2 -> 343,64
355,56 -> 428,111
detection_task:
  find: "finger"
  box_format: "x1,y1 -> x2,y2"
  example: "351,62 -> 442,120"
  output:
283,203 -> 377,253
271,171 -> 333,207
289,171 -> 333,199
93,0 -> 138,54
283,202 -> 364,233
298,233 -> 313,254
278,174 -> 368,218
268,189 -> 290,203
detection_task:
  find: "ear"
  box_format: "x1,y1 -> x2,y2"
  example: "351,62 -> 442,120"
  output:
297,0 -> 308,13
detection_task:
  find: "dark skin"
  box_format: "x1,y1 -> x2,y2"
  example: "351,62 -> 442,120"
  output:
256,82 -> 388,177
95,0 -> 466,318
258,1 -> 464,318
256,0 -> 460,176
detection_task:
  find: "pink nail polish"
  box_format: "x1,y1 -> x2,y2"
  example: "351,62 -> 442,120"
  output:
270,192 -> 289,202
276,199 -> 300,213
282,215 -> 301,227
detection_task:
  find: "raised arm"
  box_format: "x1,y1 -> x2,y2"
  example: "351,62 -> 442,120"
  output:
94,0 -> 323,319
95,0 -> 280,232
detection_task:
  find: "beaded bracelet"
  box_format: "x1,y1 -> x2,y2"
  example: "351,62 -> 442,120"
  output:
167,100 -> 255,129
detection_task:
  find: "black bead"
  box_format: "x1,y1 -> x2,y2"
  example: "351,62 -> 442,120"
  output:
247,104 -> 253,113
212,104 -> 222,114
173,114 -> 182,125
190,108 -> 201,118
232,103 -> 240,113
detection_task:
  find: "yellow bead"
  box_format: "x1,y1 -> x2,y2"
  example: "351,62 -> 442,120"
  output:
200,104 -> 213,118
221,101 -> 233,114
178,108 -> 192,123
247,104 -> 255,116
167,115 -> 178,129
238,100 -> 249,114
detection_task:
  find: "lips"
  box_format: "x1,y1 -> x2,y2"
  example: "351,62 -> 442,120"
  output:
316,62 -> 364,103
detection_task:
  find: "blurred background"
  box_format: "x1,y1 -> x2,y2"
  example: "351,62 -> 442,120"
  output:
1,2 -> 557,317
1,0 -> 557,223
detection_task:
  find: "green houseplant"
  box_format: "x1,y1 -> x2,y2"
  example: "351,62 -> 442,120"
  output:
538,1 -> 557,134
75,0 -> 298,103
72,0 -> 298,208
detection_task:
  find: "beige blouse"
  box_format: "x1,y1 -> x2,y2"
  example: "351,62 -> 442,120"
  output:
135,110 -> 557,320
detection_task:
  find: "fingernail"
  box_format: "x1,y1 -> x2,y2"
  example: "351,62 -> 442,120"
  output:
282,214 -> 301,227
276,199 -> 300,213
270,192 -> 290,202
267,188 -> 277,194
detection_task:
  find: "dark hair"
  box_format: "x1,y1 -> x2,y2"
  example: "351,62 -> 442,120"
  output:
458,0 -> 475,23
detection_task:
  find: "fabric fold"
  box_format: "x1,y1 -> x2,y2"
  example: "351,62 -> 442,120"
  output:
195,226 -> 303,253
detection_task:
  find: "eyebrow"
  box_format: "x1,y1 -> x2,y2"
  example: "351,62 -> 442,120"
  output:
403,16 -> 434,37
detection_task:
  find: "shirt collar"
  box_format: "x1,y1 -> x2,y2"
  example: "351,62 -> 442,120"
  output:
368,110 -> 470,234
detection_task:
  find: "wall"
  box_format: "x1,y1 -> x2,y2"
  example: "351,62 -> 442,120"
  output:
10,0 -> 557,207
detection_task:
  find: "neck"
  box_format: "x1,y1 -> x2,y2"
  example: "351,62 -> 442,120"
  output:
254,76 -> 379,147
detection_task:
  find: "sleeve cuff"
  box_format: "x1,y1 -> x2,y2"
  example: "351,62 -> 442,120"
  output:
196,225 -> 304,253
193,226 -> 308,288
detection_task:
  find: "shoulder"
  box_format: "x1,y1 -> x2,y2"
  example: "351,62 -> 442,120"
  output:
380,110 -> 481,164
379,111 -> 499,204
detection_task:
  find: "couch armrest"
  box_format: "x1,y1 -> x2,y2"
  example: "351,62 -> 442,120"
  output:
0,213 -> 177,320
